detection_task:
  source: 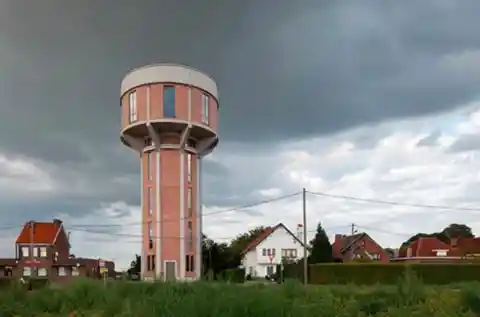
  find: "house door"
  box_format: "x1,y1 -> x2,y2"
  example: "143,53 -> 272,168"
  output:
267,266 -> 274,276
165,261 -> 176,281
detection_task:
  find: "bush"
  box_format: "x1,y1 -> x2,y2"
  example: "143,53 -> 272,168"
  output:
218,268 -> 245,283
0,278 -> 479,315
308,263 -> 480,285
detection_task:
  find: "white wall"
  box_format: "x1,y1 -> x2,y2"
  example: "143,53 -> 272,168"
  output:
241,225 -> 308,278
242,250 -> 257,276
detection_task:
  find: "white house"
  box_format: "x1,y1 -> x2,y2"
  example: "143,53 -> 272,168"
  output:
240,223 -> 308,278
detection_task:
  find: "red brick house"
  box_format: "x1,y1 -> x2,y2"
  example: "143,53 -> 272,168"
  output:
394,236 -> 480,263
0,219 -> 115,283
332,232 -> 390,263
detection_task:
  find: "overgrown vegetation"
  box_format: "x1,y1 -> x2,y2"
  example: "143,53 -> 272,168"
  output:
279,262 -> 480,285
1,276 -> 480,316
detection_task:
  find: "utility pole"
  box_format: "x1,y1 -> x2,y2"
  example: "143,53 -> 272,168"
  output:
302,188 -> 308,285
351,223 -> 356,235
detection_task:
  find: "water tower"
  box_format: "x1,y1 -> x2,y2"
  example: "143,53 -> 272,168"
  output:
119,64 -> 219,281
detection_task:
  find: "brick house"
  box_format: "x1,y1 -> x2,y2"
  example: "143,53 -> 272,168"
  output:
332,232 -> 390,263
395,236 -> 480,263
0,219 -> 115,283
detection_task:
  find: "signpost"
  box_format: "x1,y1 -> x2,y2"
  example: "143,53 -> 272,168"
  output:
99,259 -> 107,286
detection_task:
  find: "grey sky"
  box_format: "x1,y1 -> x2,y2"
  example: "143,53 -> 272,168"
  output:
1,0 -> 480,268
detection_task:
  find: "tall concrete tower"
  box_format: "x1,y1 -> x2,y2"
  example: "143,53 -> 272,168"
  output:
120,64 -> 219,281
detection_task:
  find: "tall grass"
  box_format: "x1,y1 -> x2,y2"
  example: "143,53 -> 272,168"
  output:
0,277 -> 479,316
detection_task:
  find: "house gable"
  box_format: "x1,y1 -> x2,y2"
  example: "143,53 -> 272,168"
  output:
241,223 -> 304,255
333,232 -> 388,262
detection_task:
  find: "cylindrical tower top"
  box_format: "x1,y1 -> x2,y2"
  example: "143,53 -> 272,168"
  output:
121,63 -> 219,101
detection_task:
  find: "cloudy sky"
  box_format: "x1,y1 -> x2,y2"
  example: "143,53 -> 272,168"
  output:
1,0 -> 480,269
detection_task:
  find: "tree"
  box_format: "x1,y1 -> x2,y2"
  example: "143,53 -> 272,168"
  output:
228,226 -> 268,266
127,254 -> 141,276
400,223 -> 474,248
308,222 -> 333,263
442,223 -> 474,239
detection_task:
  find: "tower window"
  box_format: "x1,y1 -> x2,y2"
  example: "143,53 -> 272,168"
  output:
202,94 -> 209,124
187,188 -> 192,217
129,91 -> 137,122
148,187 -> 153,216
163,86 -> 176,118
187,154 -> 192,183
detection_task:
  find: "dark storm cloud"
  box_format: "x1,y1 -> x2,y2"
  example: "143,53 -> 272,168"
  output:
0,0 -> 479,220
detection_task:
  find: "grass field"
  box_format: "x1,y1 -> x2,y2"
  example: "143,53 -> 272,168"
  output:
1,277 -> 480,316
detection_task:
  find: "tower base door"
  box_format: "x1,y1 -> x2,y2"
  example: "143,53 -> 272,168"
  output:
165,261 -> 176,281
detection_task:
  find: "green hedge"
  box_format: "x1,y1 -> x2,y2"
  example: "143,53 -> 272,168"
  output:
305,263 -> 480,285
218,268 -> 245,283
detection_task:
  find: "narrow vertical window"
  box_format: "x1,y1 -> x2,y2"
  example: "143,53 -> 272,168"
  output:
187,154 -> 192,183
187,188 -> 192,217
148,221 -> 153,250
148,152 -> 154,181
148,187 -> 153,216
163,86 -> 176,118
187,221 -> 193,251
129,91 -> 137,122
202,94 -> 209,124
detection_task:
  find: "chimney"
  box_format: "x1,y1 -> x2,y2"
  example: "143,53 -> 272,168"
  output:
334,234 -> 345,243
53,218 -> 63,226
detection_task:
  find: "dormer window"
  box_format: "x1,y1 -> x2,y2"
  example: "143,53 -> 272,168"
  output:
21,246 -> 29,258
435,249 -> 448,257
40,247 -> 47,257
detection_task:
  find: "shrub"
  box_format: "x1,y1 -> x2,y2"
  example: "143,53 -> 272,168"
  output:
218,268 -> 245,283
308,263 -> 480,285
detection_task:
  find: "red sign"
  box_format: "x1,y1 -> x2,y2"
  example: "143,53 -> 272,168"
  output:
24,259 -> 42,267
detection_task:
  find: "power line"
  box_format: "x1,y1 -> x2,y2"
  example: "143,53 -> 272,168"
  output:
307,190 -> 480,212
69,191 -> 302,228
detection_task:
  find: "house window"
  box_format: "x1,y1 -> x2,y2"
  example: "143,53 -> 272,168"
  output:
129,91 -> 137,122
186,255 -> 195,272
267,249 -> 271,256
72,267 -> 80,276
202,94 -> 209,124
281,249 -> 297,258
22,246 -> 29,258
58,267 -> 67,276
262,248 -> 266,256
37,268 -> 47,277
33,247 -> 39,257
436,250 -> 448,257
163,86 -> 176,117
39,247 -> 47,257
272,248 -> 276,256
148,187 -> 153,216
187,154 -> 192,183
187,188 -> 192,217
23,267 -> 31,277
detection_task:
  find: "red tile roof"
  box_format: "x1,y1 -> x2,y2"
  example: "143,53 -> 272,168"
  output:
241,223 -> 304,254
408,237 -> 452,257
456,237 -> 480,254
15,220 -> 62,244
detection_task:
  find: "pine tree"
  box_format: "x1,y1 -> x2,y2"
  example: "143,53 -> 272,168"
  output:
308,222 -> 333,263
